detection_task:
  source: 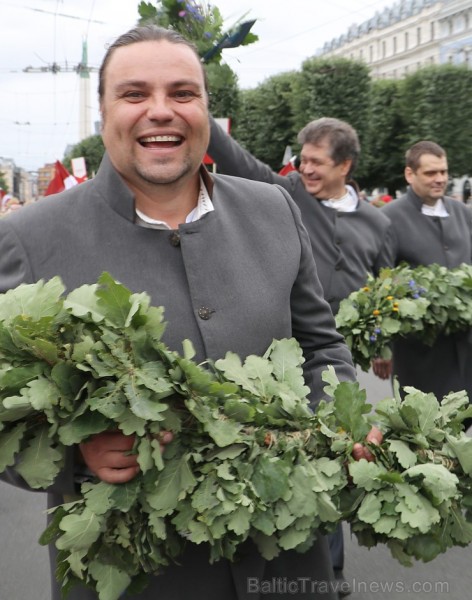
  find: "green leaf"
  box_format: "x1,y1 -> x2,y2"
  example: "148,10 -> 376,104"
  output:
146,453 -> 196,513
349,459 -> 387,491
64,283 -> 102,322
56,507 -> 104,550
266,338 -> 310,398
123,381 -> 168,421
388,440 -> 417,469
15,425 -> 63,488
88,560 -> 131,600
358,493 -> 382,524
405,463 -> 459,504
252,455 -> 290,503
0,277 -> 64,322
0,422 -> 27,471
95,272 -> 135,328
446,433 -> 472,476
332,381 -> 371,441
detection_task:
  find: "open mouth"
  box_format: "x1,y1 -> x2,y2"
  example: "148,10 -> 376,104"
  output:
139,135 -> 183,148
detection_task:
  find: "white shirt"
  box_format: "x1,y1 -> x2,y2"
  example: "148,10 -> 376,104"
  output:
320,185 -> 358,212
421,198 -> 449,218
135,176 -> 214,229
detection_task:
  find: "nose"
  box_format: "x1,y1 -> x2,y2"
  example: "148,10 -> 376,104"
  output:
146,94 -> 174,120
301,163 -> 314,176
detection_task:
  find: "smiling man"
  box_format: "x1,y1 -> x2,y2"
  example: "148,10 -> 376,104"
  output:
0,24 -> 371,600
379,141 -> 472,411
208,116 -> 394,317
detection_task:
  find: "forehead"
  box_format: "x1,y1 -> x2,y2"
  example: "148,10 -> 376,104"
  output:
301,140 -> 332,160
105,39 -> 205,86
417,153 -> 448,172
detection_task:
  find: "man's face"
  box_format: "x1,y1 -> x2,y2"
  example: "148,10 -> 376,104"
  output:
298,140 -> 351,200
405,153 -> 448,206
100,39 -> 209,190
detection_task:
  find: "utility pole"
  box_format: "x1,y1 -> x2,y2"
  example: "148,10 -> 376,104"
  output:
23,39 -> 98,140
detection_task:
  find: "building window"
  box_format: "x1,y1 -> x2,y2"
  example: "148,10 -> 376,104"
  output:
405,31 -> 409,50
431,21 -> 435,41
393,36 -> 397,54
417,27 -> 421,45
369,45 -> 373,62
382,40 -> 386,58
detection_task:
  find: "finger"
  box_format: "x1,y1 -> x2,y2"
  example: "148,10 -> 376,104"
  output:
96,465 -> 140,484
366,425 -> 383,445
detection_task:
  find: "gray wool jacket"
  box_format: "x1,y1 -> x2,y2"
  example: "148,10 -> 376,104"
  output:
207,117 -> 395,315
382,187 -> 472,400
0,153 -> 356,600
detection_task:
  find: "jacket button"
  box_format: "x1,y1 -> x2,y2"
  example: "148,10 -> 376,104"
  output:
198,306 -> 213,320
169,232 -> 180,247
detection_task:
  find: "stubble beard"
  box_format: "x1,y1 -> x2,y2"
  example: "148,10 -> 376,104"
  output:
134,155 -> 194,186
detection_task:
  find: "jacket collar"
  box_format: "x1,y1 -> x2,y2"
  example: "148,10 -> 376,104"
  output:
93,152 -> 215,222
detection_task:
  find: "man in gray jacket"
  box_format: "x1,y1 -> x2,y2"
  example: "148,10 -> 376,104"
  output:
208,115 -> 394,592
380,141 -> 472,415
208,116 -> 395,316
0,24 -> 380,600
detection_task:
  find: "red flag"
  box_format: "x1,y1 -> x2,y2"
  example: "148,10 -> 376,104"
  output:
278,157 -> 298,176
45,161 -> 78,196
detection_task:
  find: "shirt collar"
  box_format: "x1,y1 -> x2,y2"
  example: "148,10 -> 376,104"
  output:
321,185 -> 358,212
421,197 -> 449,217
135,174 -> 214,229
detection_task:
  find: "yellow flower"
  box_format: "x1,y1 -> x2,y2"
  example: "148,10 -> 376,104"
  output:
363,287 -> 370,292
373,309 -> 380,316
386,295 -> 394,300
392,307 -> 399,312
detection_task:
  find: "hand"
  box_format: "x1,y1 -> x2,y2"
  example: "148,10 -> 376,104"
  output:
79,430 -> 173,484
352,426 -> 383,462
371,357 -> 393,380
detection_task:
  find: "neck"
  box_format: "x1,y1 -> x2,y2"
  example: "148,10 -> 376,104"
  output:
329,186 -> 348,201
132,176 -> 200,229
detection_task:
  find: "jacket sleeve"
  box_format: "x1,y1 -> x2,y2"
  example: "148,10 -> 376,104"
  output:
208,115 -> 289,186
373,219 -> 396,275
0,219 -> 77,497
279,186 -> 357,408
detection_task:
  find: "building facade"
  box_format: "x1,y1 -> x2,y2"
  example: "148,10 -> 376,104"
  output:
318,0 -> 472,79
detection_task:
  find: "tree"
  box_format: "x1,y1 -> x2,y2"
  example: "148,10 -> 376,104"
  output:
399,64 -> 472,177
232,72 -> 298,170
362,79 -> 407,194
292,57 -> 372,179
205,62 -> 240,121
0,172 -> 8,194
64,135 -> 105,177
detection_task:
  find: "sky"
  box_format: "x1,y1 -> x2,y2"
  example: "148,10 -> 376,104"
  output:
0,0 -> 397,172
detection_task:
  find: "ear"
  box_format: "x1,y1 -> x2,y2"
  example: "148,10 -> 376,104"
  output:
404,166 -> 414,184
340,159 -> 352,177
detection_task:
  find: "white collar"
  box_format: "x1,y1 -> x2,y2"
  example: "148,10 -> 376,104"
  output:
421,198 -> 449,218
135,176 -> 214,229
321,185 -> 358,212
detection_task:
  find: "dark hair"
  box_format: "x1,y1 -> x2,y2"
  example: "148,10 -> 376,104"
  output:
297,117 -> 360,175
98,25 -> 208,102
405,141 -> 446,171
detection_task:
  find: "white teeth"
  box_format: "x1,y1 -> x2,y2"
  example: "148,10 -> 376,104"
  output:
141,135 -> 180,142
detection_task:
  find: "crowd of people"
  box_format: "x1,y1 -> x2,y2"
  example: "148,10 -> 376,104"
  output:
0,23 -> 471,600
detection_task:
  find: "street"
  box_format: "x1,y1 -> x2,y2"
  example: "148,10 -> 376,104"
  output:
0,369 -> 470,599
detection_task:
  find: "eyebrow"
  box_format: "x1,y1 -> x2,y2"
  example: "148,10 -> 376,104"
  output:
113,78 -> 203,92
